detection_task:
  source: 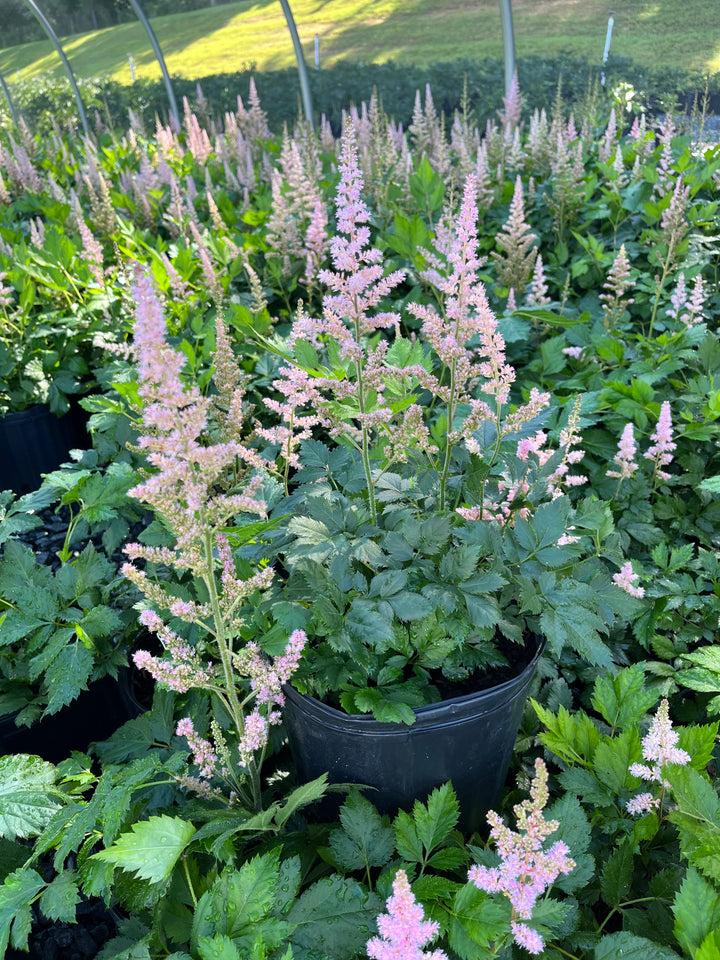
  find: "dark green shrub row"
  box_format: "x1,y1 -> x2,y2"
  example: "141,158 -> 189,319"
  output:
2,54 -> 719,134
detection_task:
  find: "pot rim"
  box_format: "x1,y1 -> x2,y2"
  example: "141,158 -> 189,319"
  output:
283,634 -> 546,732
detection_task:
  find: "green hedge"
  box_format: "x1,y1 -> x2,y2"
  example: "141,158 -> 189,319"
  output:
2,54 -> 718,135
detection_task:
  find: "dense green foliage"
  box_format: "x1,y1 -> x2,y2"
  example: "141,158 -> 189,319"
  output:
1,65 -> 720,960
1,54 -> 718,136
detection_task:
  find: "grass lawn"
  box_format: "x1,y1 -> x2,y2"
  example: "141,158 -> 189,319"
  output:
0,0 -> 717,85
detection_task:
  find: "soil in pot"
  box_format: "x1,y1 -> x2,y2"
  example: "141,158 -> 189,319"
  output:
282,635 -> 545,833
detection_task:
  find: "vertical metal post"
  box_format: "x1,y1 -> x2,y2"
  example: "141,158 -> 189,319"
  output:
601,14 -> 614,86
0,71 -> 19,127
126,0 -> 179,124
498,0 -> 516,100
24,0 -> 89,135
278,0 -> 314,129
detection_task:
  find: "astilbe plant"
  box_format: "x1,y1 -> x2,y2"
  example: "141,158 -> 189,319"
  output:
469,758 -> 575,955
626,699 -> 691,815
122,270 -> 306,811
489,175 -> 538,299
367,869 -> 448,960
254,122 -> 632,720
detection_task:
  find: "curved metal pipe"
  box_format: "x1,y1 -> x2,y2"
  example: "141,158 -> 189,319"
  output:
0,70 -> 19,127
24,0 -> 88,135
279,0 -> 314,129
126,0 -> 179,124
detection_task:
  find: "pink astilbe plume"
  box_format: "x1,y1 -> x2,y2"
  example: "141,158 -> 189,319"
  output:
122,271 -> 305,808
547,136 -> 585,239
497,71 -> 523,132
407,175 -> 550,510
600,244 -> 634,330
607,422 -> 639,481
643,401 -> 676,482
526,253 -> 551,306
627,699 -> 691,814
315,120 -> 406,355
469,759 -> 575,956
367,870 -> 448,960
490,175 -> 538,298
667,272 -> 705,326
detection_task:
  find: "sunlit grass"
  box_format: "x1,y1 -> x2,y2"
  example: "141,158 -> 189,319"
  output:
0,0 -> 715,84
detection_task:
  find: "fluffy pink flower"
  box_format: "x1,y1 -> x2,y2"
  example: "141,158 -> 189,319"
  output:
175,717 -> 219,780
469,759 -> 574,954
627,700 -> 691,814
607,423 -> 639,480
644,401 -> 676,481
367,870 -> 448,960
612,561 -> 645,599
626,792 -> 659,816
629,699 -> 691,784
511,921 -> 545,956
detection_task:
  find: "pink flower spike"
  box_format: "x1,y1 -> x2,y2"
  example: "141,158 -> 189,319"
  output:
367,870 -> 448,960
468,758 -> 575,954
627,700 -> 691,813
607,422 -> 639,480
644,401 -> 676,482
511,921 -> 545,956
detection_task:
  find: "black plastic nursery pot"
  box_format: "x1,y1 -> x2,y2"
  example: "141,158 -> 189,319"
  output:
0,671 -> 140,764
0,403 -> 89,495
283,636 -> 545,833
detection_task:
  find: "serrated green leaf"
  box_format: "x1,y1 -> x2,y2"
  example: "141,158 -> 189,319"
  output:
0,755 -> 61,840
0,868 -> 45,953
197,935 -> 242,960
594,931 -> 682,960
192,853 -> 290,951
547,795 -> 594,893
91,815 -> 195,884
679,723 -> 719,772
594,728 -> 642,795
557,767 -> 613,806
533,701 -> 601,766
426,848 -> 467,870
288,875 -> 381,960
448,883 -> 508,960
697,930 -> 720,960
411,874 -> 463,903
43,642 -> 95,715
287,516 -> 332,545
412,783 -> 460,858
272,775 -> 328,830
39,870 -> 80,922
600,841 -> 634,907
666,767 -> 720,883
591,664 -> 658,730
673,867 -> 720,956
329,791 -> 394,872
439,544 -> 481,582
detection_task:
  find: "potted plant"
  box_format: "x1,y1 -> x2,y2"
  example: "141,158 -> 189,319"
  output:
0,226 -> 117,492
0,482 -> 142,760
254,127 -> 632,827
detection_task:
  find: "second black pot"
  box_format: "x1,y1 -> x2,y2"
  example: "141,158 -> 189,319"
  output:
0,403 -> 90,495
0,671 -> 141,764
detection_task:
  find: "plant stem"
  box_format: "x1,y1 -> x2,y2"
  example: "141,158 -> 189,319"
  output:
182,856 -> 198,908
202,530 -> 262,811
352,302 -> 377,523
